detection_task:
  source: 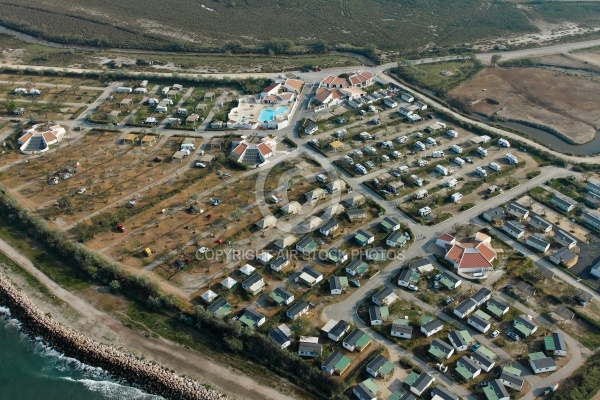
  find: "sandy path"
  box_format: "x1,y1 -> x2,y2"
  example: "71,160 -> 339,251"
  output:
0,237 -> 296,400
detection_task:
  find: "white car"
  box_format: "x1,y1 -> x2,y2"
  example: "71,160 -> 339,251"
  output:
391,151 -> 402,159
490,330 -> 500,339
355,164 -> 367,175
195,162 -> 206,168
76,187 -> 87,194
407,284 -> 418,291
365,161 -> 375,169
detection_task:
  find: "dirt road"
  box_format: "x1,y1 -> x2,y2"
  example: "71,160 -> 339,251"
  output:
0,237 -> 295,400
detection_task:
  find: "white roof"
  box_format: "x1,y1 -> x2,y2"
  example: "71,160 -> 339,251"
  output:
240,264 -> 256,275
221,277 -> 237,289
201,290 -> 217,302
257,252 -> 273,263
321,319 -> 339,333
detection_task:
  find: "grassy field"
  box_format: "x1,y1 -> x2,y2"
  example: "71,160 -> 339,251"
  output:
394,59 -> 482,93
0,0 -> 539,53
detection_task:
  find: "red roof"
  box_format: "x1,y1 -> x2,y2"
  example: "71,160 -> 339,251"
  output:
438,232 -> 455,243
458,252 -> 493,270
443,234 -> 496,269
262,83 -> 280,93
257,143 -> 272,156
232,143 -> 247,156
476,242 -> 496,262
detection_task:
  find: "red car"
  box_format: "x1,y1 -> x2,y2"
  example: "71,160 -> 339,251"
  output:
117,223 -> 126,232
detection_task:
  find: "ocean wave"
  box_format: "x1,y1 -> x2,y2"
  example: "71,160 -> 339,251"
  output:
62,378 -> 164,400
36,340 -> 112,380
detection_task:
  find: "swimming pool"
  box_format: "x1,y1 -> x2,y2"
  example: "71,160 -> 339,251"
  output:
258,106 -> 288,123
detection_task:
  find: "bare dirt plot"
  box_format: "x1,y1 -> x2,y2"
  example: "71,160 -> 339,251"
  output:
535,54 -> 600,72
450,67 -> 600,144
0,73 -> 101,87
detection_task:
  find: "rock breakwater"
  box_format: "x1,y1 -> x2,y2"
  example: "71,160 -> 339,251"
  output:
0,273 -> 226,400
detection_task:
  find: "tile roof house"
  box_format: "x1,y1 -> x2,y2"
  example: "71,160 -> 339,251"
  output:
397,268 -> 420,288
482,206 -> 506,224
529,352 -> 557,374
420,316 -> 444,337
430,386 -> 459,400
436,232 -> 496,273
343,329 -> 372,352
270,255 -> 290,272
391,318 -> 413,339
471,287 -> 492,306
526,233 -> 551,254
346,259 -> 369,276
321,350 -> 351,375
296,237 -> 318,254
296,266 -> 323,287
549,247 -> 578,268
544,332 -> 567,357
286,300 -> 310,320
320,219 -> 340,236
513,315 -> 538,337
380,216 -> 401,232
230,136 -> 276,165
582,210 -> 600,230
528,214 -> 553,233
455,355 -> 481,381
551,194 -> 577,212
499,366 -> 524,391
239,308 -> 266,328
467,310 -> 493,333
268,324 -> 292,348
404,371 -> 435,397
269,286 -> 294,306
366,355 -> 395,378
507,202 -> 529,220
369,305 -> 389,326
454,298 -> 478,319
18,124 -> 66,154
553,228 -> 577,249
321,319 -> 350,342
448,330 -> 474,351
486,297 -> 509,319
439,271 -> 462,290
387,230 -> 409,247
428,338 -> 455,360
242,274 -> 265,295
471,346 -> 496,372
372,287 -> 399,306
329,276 -> 349,295
501,220 -> 526,240
206,297 -> 231,318
483,379 -> 509,400
298,336 -> 322,357
353,379 -> 378,400
355,229 -> 375,246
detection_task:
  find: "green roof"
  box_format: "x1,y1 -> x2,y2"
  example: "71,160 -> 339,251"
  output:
335,354 -> 351,371
404,371 -> 420,386
356,332 -> 372,349
363,378 -> 379,393
356,232 -> 370,244
380,306 -> 390,319
478,346 -> 496,360
239,315 -> 257,328
394,318 -> 410,326
339,277 -> 349,287
473,309 -> 492,321
503,365 -> 521,376
544,336 -> 556,351
528,352 -> 546,361
455,363 -> 474,380
269,291 -> 285,305
439,276 -> 456,289
387,391 -> 405,400
214,303 -> 231,318
419,315 -> 434,325
429,345 -> 448,360
381,219 -> 396,231
379,360 -> 395,376
514,320 -> 534,336
487,303 -> 504,318
483,385 -> 502,400
459,330 -> 474,343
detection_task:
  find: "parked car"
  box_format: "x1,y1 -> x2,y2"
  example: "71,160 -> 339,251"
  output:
350,279 -> 361,287
490,330 -> 500,339
507,332 -> 519,341
195,162 -> 206,168
470,342 -> 481,351
76,187 -> 87,194
407,284 -> 418,291
434,274 -> 442,281
433,280 -> 440,289
436,363 -> 448,373
116,223 -> 126,232
444,297 -> 454,305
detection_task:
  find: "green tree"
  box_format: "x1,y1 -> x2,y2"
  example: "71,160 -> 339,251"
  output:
57,195 -> 73,210
3,100 -> 17,114
311,40 -> 329,53
490,54 -> 501,66
109,279 -> 121,292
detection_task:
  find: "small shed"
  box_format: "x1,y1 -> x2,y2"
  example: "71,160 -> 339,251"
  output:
141,135 -> 157,146
120,98 -> 133,107
172,151 -> 186,162
196,103 -> 208,111
199,154 -> 214,165
109,110 -> 121,121
186,113 -> 200,125
123,133 -> 139,144
329,141 -> 345,151
204,92 -> 216,100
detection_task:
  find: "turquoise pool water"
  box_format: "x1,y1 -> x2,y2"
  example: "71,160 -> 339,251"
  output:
258,106 -> 288,123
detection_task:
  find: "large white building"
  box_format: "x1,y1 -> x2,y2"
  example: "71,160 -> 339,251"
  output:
18,123 -> 66,154
230,136 -> 276,165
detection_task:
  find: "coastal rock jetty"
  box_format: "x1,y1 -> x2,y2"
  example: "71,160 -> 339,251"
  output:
0,273 -> 226,400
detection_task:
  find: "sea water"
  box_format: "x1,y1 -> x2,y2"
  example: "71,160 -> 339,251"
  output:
0,306 -> 163,400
